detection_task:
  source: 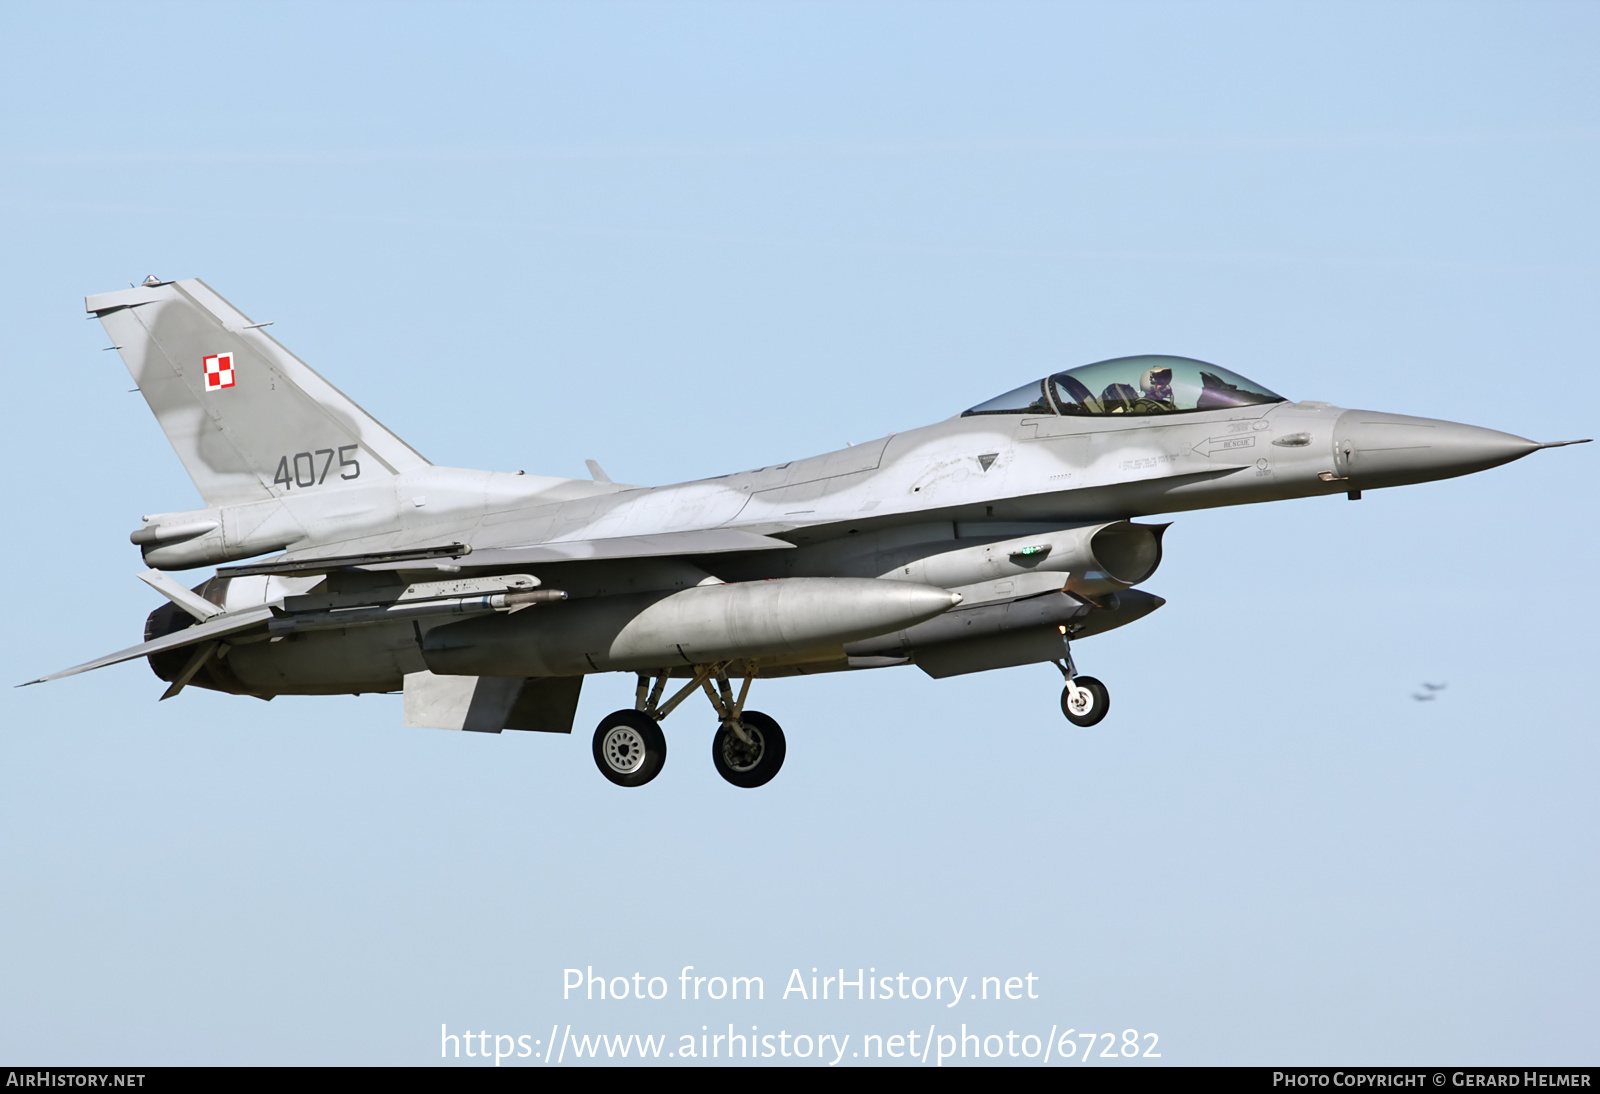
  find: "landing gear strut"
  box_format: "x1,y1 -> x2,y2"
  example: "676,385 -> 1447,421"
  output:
589,663 -> 787,788
1056,644 -> 1110,727
589,665 -> 706,788
696,664 -> 786,788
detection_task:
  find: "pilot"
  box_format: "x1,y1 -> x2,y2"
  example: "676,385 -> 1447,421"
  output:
1133,365 -> 1178,413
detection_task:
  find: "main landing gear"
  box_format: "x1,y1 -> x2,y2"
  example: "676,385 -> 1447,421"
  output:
590,663 -> 787,789
1056,642 -> 1111,728
711,710 -> 786,790
591,710 -> 668,788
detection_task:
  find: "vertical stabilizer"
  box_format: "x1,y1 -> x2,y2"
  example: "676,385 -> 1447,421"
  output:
88,278 -> 430,508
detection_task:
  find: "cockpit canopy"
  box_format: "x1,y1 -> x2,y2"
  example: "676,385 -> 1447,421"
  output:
962,355 -> 1285,418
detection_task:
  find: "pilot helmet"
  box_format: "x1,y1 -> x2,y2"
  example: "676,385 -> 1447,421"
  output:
1139,366 -> 1174,397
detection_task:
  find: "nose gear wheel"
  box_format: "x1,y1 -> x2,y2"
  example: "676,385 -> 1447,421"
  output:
1060,675 -> 1110,727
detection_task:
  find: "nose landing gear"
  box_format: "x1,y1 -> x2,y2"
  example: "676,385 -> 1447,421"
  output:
1060,675 -> 1110,726
1056,643 -> 1111,727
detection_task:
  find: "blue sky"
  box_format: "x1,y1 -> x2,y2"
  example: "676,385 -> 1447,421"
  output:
1,1 -> 1595,1065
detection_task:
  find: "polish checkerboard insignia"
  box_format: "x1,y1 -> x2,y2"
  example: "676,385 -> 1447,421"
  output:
203,352 -> 236,391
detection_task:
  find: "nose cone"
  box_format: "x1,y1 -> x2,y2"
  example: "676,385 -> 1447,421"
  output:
1333,410 -> 1541,488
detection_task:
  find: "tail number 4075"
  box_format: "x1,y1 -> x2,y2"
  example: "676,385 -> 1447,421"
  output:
274,445 -> 361,490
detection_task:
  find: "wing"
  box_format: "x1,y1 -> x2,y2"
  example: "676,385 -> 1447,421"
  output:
457,528 -> 795,568
27,530 -> 796,685
221,528 -> 795,577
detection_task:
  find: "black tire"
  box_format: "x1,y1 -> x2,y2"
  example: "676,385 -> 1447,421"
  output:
1060,676 -> 1110,727
592,710 -> 667,787
711,710 -> 787,789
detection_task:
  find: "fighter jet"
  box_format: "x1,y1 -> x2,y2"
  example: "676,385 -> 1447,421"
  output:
24,277 -> 1590,789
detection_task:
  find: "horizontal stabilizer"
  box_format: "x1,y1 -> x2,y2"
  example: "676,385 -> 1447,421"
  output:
20,607 -> 274,686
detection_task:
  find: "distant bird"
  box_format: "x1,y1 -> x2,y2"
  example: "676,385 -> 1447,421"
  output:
1412,681 -> 1447,702
1422,682 -> 1447,692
